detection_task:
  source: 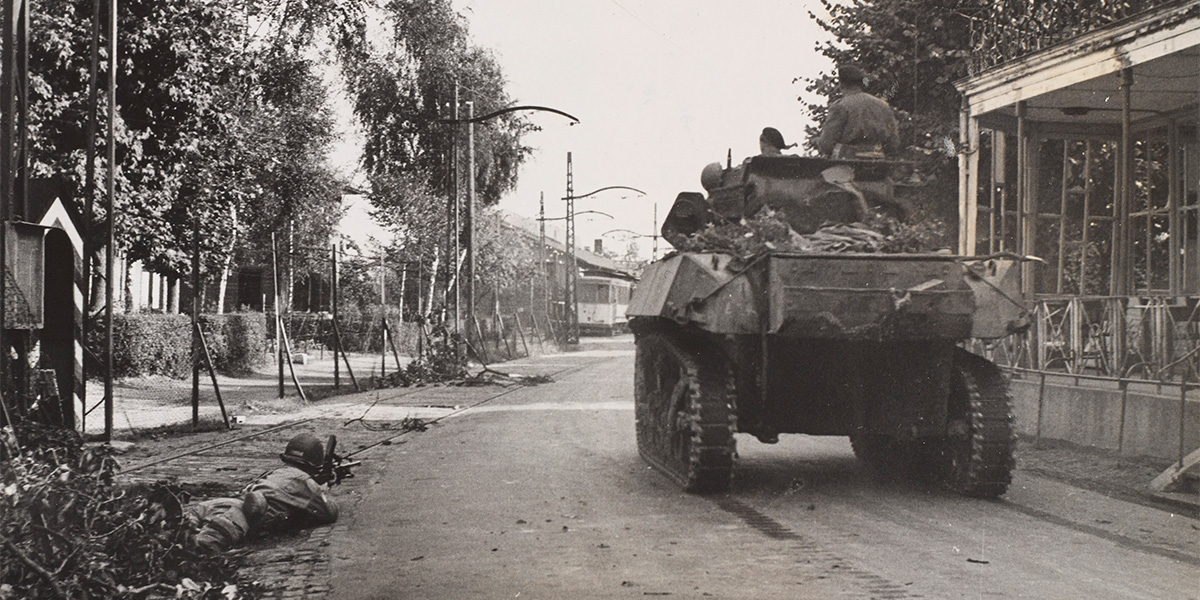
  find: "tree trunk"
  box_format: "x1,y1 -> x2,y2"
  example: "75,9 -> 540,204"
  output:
426,248 -> 440,319
167,277 -> 179,313
285,220 -> 294,313
217,205 -> 238,314
398,266 -> 407,322
89,252 -> 104,315
121,252 -> 133,313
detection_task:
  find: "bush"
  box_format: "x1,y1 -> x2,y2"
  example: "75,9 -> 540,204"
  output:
0,423 -> 257,598
202,313 -> 267,376
99,312 -> 268,380
110,314 -> 192,379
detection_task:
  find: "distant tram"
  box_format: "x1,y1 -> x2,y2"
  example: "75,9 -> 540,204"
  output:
577,275 -> 633,336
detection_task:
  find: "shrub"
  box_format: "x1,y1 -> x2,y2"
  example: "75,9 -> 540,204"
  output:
110,314 -> 192,379
99,313 -> 268,380
0,423 -> 257,598
202,313 -> 267,375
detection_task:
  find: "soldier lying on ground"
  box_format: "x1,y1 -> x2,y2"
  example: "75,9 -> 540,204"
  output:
186,492 -> 267,554
243,432 -> 340,533
186,433 -> 341,553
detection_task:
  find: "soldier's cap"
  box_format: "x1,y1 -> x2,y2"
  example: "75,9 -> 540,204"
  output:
838,63 -> 869,87
760,127 -> 795,150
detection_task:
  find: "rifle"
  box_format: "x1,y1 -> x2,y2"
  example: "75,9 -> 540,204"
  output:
314,435 -> 361,486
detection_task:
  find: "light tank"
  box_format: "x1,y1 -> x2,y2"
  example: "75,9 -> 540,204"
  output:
628,154 -> 1030,497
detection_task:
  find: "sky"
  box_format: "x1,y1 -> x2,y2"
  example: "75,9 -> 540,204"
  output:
334,1 -> 836,259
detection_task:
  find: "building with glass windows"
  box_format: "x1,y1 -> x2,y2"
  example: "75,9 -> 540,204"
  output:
956,0 -> 1200,467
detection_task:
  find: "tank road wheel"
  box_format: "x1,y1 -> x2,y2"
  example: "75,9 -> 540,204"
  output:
940,350 -> 1016,498
634,332 -> 736,493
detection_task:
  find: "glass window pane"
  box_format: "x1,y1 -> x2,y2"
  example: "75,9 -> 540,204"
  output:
1084,220 -> 1113,295
1034,217 -> 1061,294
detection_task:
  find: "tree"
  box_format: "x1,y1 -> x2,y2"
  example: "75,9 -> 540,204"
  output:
345,0 -> 534,205
29,0 -> 363,312
474,209 -> 541,314
802,0 -> 1169,238
343,0 -> 533,318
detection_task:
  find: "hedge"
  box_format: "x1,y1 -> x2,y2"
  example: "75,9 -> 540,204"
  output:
203,313 -> 268,375
104,312 -> 267,379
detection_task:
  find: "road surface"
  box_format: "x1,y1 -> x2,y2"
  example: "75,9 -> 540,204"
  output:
328,337 -> 1198,599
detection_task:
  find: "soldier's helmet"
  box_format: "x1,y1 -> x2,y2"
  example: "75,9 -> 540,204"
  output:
837,63 -> 869,88
280,433 -> 325,471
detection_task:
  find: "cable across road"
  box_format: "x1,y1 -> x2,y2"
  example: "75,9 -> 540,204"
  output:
120,356 -> 617,474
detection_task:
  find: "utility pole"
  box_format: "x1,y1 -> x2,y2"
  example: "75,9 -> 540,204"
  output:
103,0 -> 117,438
652,203 -> 659,261
538,192 -> 548,319
451,87 -> 460,333
466,100 -> 476,325
564,152 -> 579,345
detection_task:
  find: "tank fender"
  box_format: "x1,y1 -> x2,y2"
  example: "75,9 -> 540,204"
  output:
963,258 -> 1029,339
627,253 -> 754,329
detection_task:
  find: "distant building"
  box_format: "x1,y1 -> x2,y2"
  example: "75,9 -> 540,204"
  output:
501,211 -> 637,334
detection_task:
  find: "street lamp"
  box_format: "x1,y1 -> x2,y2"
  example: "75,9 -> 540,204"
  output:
438,102 -> 579,332
562,151 -> 646,344
540,210 -> 615,222
601,225 -> 660,261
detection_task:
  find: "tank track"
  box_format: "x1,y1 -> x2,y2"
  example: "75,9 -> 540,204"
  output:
945,349 -> 1016,498
634,332 -> 736,493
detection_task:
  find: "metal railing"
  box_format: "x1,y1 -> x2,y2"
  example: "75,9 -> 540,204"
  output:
973,294 -> 1200,384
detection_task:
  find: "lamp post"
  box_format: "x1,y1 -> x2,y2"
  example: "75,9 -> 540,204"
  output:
439,103 -> 578,331
561,153 -> 645,344
601,224 -> 661,262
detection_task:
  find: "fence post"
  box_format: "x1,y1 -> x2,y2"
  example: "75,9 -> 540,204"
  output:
1117,378 -> 1129,453
380,255 -> 387,379
1180,382 -> 1189,465
332,244 -> 340,389
514,313 -> 530,357
278,312 -> 308,402
497,313 -> 513,359
333,320 -> 360,391
272,233 -> 284,399
194,321 -> 230,429
192,215 -> 200,427
530,311 -> 545,353
1035,370 -> 1046,446
473,316 -> 490,364
545,312 -> 560,347
384,317 -> 405,374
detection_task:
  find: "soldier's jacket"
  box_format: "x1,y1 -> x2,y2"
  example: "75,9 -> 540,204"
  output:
242,466 -> 339,532
816,91 -> 900,157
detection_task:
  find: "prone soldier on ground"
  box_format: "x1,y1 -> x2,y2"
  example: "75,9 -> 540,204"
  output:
186,432 -> 354,553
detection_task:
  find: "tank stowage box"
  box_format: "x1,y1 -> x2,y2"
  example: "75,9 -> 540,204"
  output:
629,155 -> 1028,497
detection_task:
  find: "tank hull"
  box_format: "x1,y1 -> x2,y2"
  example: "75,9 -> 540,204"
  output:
629,251 -> 1020,497
628,251 -> 1026,341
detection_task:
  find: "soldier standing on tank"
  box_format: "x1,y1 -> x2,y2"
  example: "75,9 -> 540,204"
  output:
816,64 -> 900,160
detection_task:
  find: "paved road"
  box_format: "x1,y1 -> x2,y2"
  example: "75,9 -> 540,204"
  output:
328,337 -> 1198,599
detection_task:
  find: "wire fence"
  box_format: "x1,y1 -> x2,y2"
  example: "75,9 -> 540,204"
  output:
64,241 -> 571,438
